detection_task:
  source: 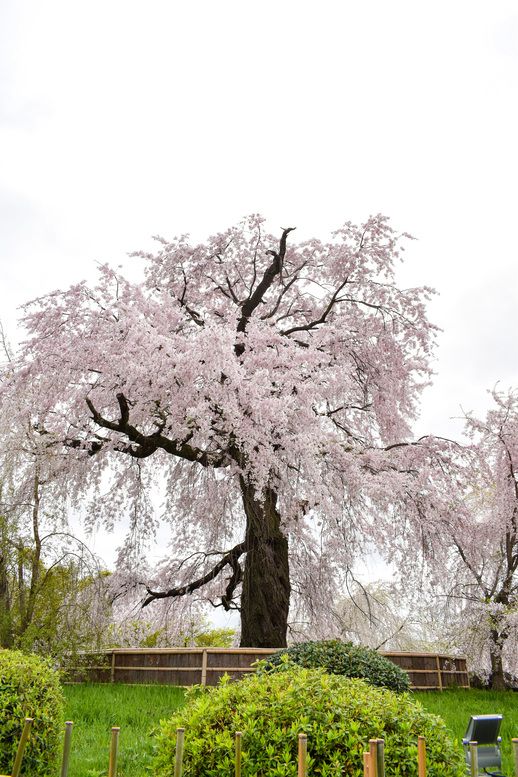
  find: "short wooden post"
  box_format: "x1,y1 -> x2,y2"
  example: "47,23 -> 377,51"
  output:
376,739 -> 385,777
369,739 -> 378,777
174,727 -> 185,777
108,727 -> 120,777
235,731 -> 242,777
60,722 -> 74,777
363,751 -> 370,777
418,736 -> 426,777
469,741 -> 479,777
298,733 -> 307,777
11,718 -> 33,777
512,738 -> 518,777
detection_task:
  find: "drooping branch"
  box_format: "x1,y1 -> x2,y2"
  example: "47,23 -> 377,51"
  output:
220,547 -> 244,610
141,541 -> 246,608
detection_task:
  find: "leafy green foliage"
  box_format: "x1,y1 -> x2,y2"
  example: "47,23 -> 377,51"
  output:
176,617 -> 236,648
153,665 -> 465,777
0,649 -> 64,776
188,626 -> 236,648
106,614 -> 236,649
260,639 -> 411,693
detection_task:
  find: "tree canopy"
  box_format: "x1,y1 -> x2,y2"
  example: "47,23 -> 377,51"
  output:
1,214 -> 438,646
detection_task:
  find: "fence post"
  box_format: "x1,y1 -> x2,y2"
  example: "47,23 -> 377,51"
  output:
108,727 -> 120,777
418,736 -> 426,777
369,739 -> 378,777
512,739 -> 518,777
60,722 -> 73,777
201,650 -> 208,687
11,718 -> 33,777
364,752 -> 370,777
469,741 -> 478,777
235,731 -> 242,777
298,733 -> 307,777
110,652 -> 116,684
435,655 -> 443,691
174,727 -> 185,777
376,739 -> 385,777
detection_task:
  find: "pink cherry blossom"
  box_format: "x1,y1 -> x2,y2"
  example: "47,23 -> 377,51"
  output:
1,215 -> 439,647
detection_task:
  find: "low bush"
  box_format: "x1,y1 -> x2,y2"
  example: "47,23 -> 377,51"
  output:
259,639 -> 411,693
0,649 -> 64,776
154,664 -> 465,777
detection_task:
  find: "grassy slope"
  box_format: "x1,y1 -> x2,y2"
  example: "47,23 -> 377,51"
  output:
61,684 -> 518,777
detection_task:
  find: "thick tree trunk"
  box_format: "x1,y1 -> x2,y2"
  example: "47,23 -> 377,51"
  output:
489,628 -> 508,691
239,478 -> 290,647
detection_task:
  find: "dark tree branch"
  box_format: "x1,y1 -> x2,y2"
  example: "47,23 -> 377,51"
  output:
260,263 -> 307,321
72,394 -> 229,467
280,277 -> 349,336
235,227 -> 295,355
141,541 -> 247,607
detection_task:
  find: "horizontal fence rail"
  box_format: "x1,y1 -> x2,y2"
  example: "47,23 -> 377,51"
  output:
64,648 -> 469,690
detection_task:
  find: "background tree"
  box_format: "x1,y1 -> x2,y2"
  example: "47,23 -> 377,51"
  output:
387,388 -> 518,689
440,389 -> 518,689
0,365 -> 110,655
2,215 -> 438,647
333,577 -> 428,651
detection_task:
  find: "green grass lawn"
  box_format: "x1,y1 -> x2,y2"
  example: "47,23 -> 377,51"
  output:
415,688 -> 518,777
62,683 -> 186,777
61,683 -> 518,777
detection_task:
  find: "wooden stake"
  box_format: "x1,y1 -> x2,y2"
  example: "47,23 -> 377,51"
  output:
418,736 -> 426,777
512,738 -> 518,777
376,739 -> 385,777
60,722 -> 74,777
469,741 -> 478,777
11,718 -> 33,777
369,739 -> 378,777
174,727 -> 185,777
363,751 -> 370,777
298,733 -> 307,777
108,727 -> 120,777
235,732 -> 242,777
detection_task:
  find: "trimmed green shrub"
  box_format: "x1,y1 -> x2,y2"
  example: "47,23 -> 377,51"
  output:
0,649 -> 64,776
259,639 -> 411,693
154,664 -> 466,777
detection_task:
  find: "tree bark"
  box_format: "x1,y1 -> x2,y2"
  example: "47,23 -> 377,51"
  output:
239,478 -> 290,647
489,628 -> 508,691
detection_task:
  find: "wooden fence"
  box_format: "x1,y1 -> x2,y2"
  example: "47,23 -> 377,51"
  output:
155,730 -> 518,777
65,648 -> 469,690
6,720 -> 518,777
380,651 -> 469,690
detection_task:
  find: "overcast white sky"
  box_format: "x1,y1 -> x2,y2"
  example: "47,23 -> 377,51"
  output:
1,1 -> 517,577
